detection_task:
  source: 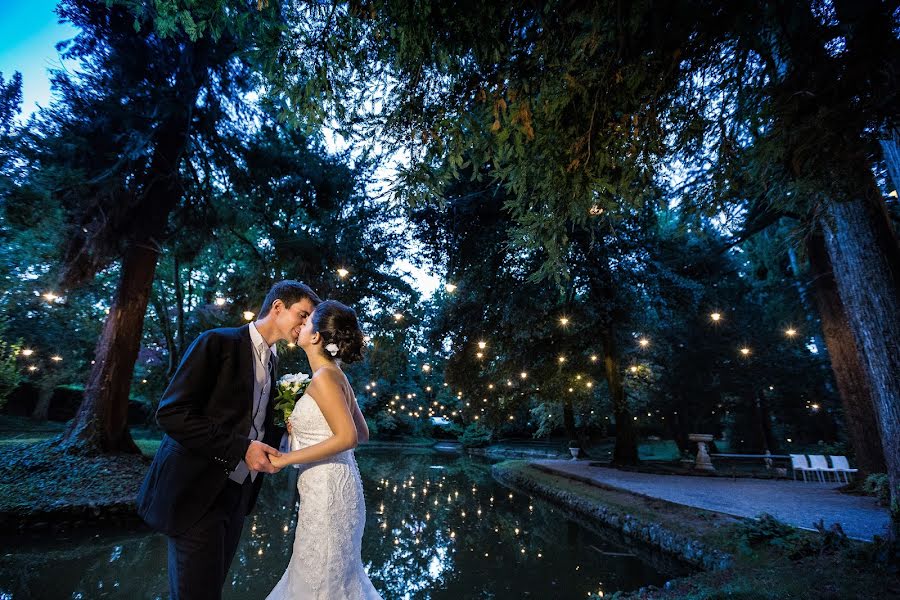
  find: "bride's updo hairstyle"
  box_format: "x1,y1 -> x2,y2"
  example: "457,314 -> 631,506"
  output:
311,300 -> 365,364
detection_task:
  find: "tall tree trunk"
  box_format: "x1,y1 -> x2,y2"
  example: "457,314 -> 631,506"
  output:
602,325 -> 638,465
880,128 -> 900,195
60,241 -> 157,454
59,41 -> 211,455
151,286 -> 178,378
173,255 -> 185,373
807,231 -> 886,476
821,192 -> 900,542
755,390 -> 777,454
30,384 -> 54,422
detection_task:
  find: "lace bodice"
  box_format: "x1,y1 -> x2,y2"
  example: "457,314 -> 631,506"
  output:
267,393 -> 381,600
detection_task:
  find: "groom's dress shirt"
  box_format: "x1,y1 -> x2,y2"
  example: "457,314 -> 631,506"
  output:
229,323 -> 276,484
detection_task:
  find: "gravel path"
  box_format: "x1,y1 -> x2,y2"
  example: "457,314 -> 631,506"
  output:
532,460 -> 889,541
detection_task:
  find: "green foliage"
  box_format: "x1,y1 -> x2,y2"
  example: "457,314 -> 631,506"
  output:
733,513 -> 848,561
863,473 -> 891,507
459,421 -> 493,448
0,326 -> 21,410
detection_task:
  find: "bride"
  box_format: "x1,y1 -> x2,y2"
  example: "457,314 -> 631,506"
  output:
267,300 -> 382,600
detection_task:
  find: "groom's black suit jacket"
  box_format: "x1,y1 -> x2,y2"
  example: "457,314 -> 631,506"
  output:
137,324 -> 284,536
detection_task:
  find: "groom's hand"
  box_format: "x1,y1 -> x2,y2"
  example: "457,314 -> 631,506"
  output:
245,440 -> 281,474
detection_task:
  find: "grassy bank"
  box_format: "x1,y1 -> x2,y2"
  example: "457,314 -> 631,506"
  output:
494,461 -> 899,600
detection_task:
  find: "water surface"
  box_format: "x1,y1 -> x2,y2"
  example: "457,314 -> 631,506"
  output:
0,449 -> 688,599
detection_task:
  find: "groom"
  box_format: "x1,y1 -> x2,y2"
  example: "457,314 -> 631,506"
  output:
137,280 -> 321,600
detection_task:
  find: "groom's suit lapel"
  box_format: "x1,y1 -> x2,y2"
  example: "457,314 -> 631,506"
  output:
238,324 -> 255,412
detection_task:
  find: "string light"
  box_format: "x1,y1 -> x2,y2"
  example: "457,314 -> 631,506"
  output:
445,283 -> 457,293
629,365 -> 638,373
21,349 -> 34,357
393,313 -> 403,321
559,317 -> 569,326
422,364 -> 431,372
28,366 -> 37,372
740,347 -> 751,356
520,372 -> 527,379
710,312 -> 722,322
477,341 -> 487,349
638,338 -> 649,348
785,328 -> 797,337
558,356 -> 566,364
476,352 -> 484,359
337,268 -> 349,278
215,297 -> 227,306
243,311 -> 255,321
42,292 -> 59,302
51,356 -> 62,362
590,355 -> 598,362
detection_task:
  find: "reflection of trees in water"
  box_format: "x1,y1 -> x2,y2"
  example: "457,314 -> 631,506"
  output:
355,450 -> 678,599
0,451 -> 680,599
0,529 -> 167,599
226,467 -> 301,598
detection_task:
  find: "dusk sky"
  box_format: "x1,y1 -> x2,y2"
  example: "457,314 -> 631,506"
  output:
0,0 -> 78,116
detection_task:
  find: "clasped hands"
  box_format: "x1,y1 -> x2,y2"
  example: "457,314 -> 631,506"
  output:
245,439 -> 282,474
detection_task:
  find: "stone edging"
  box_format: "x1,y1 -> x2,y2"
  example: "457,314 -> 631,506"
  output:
492,462 -> 733,572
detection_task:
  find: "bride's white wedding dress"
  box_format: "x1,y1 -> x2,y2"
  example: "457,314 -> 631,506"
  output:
266,393 -> 382,600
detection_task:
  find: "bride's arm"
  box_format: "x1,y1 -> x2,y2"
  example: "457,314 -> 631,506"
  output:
350,393 -> 370,444
270,371 -> 357,468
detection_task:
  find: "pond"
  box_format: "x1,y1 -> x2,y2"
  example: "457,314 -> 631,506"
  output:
0,449 -> 690,599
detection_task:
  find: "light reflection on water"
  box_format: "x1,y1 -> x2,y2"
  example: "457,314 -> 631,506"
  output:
0,449 -> 688,599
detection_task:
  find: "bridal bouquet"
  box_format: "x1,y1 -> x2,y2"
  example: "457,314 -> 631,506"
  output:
273,372 -> 311,428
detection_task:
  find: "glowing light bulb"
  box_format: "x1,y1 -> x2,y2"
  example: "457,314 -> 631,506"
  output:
243,311 -> 255,321
337,268 -> 349,278
445,283 -> 457,293
711,312 -> 722,322
215,297 -> 227,306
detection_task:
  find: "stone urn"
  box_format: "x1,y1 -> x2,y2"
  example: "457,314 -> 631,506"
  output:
569,447 -> 579,460
688,433 -> 715,471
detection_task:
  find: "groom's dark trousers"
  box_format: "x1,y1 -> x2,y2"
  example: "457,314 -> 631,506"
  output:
167,477 -> 254,600
136,325 -> 282,600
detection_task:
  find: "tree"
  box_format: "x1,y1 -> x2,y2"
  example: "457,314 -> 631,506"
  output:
9,0 -> 280,454
258,0 -> 900,541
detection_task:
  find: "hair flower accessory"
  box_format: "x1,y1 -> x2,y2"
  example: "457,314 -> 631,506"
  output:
325,343 -> 339,357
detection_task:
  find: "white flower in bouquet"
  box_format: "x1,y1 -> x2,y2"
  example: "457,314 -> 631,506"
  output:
274,372 -> 311,427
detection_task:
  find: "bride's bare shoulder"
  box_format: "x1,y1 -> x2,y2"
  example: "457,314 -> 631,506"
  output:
307,367 -> 344,395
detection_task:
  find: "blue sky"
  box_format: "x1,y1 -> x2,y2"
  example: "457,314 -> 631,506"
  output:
0,0 -> 78,116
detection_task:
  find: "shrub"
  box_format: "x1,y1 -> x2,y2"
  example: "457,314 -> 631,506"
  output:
733,513 -> 847,559
0,335 -> 20,411
862,473 -> 890,506
459,422 -> 493,448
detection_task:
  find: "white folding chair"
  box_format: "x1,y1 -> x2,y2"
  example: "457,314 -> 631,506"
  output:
790,454 -> 814,482
808,454 -> 838,482
829,455 -> 859,483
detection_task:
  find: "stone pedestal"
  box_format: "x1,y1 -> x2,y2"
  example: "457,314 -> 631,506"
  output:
688,433 -> 715,471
